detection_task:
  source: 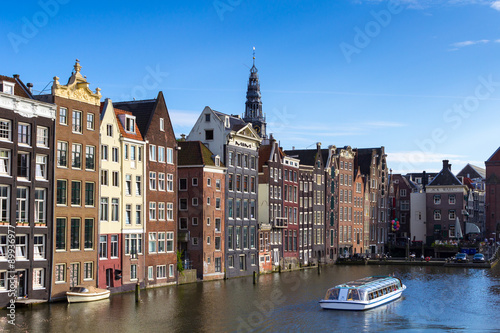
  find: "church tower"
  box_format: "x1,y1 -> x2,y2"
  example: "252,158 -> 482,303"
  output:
243,47 -> 266,138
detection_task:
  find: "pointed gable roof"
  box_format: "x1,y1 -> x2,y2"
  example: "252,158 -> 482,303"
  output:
428,160 -> 463,186
457,164 -> 485,180
113,98 -> 157,136
178,141 -> 223,167
486,146 -> 500,163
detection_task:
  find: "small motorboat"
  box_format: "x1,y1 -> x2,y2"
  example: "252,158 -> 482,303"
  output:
319,275 -> 406,310
66,285 -> 110,303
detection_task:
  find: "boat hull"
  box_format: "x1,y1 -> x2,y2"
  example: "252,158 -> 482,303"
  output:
66,290 -> 110,303
319,285 -> 405,311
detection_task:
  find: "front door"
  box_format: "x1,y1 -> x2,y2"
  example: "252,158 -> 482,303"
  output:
106,268 -> 113,288
273,248 -> 279,267
69,263 -> 80,287
16,270 -> 26,298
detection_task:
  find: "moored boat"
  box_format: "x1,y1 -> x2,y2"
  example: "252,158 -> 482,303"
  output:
66,286 -> 111,303
319,275 -> 406,311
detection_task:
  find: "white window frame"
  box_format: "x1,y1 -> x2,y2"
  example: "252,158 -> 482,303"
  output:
36,126 -> 49,148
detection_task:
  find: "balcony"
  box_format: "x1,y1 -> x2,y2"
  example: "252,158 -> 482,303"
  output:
273,217 -> 288,228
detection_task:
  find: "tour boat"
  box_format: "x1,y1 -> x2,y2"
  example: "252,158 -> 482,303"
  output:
319,276 -> 406,311
66,285 -> 110,303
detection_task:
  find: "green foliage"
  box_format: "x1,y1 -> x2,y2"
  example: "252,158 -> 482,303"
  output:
177,250 -> 184,276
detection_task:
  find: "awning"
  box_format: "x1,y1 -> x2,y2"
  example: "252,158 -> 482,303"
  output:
466,223 -> 481,234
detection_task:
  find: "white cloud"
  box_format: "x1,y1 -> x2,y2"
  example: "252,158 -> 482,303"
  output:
451,39 -> 490,48
491,1 -> 500,11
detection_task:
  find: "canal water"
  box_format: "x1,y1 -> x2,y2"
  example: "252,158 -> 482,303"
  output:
2,264 -> 500,332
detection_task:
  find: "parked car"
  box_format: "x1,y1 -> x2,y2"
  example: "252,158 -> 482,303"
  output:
455,253 -> 468,263
473,253 -> 485,263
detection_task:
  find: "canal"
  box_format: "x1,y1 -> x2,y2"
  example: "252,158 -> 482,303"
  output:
2,264 -> 500,332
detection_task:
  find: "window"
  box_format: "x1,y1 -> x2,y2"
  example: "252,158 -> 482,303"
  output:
158,232 -> 165,253
167,148 -> 173,164
59,108 -> 68,125
228,174 -> 234,191
167,203 -> 173,220
192,178 -> 198,186
149,144 -> 156,161
401,200 -> 409,211
149,233 -> 157,253
148,266 -> 154,280
85,146 -> 95,170
125,234 -> 143,255
84,219 -> 93,249
434,195 -> 441,205
449,210 -> 456,220
15,235 -> 27,258
70,218 -> 80,250
434,210 -> 441,220
157,265 -> 166,279
0,186 -> 9,222
72,110 -> 82,133
166,232 -> 174,252
33,235 -> 45,259
17,152 -> 29,179
239,255 -> 246,271
87,113 -> 95,130
125,116 -> 135,132
72,144 -> 82,169
205,129 -> 214,140
55,264 -> 65,283
192,197 -> 198,206
101,170 -> 109,186
18,123 -> 30,145
158,146 -> 165,162
158,202 -> 165,220
131,264 -> 137,280
34,189 -> 46,225
216,198 -> 221,210
179,217 -> 188,230
36,126 -> 49,147
149,172 -> 156,190
160,118 -> 164,131
35,155 -> 47,180
85,182 -> 94,206
131,145 -> 136,162
149,202 -> 156,220
71,181 -> 81,206
106,124 -> 113,137
167,174 -> 174,192
125,145 -> 129,160
0,149 -> 10,176
57,141 -> 68,167
125,175 -> 132,195
112,147 -> 119,162
136,205 -> 142,224
228,255 -> 234,267
110,235 -> 118,258
205,113 -> 211,122
136,176 -> 142,195
112,171 -> 119,187
400,189 -> 407,197
158,173 -> 165,191
179,178 -> 187,191
449,195 -> 456,205
56,218 -> 66,250
0,119 -> 11,141
251,177 -> 256,193
111,198 -> 119,221
207,236 -> 211,245
125,204 -> 132,224
250,226 -> 256,248
84,262 -> 93,280
16,187 -> 28,223
192,237 -> 198,245
100,198 -> 108,221
33,268 -> 45,289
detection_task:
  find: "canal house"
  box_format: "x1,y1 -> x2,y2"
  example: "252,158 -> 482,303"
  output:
177,140 -> 226,280
0,74 -> 56,306
113,92 -> 178,287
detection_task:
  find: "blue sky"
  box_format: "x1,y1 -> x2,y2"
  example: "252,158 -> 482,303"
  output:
2,0 -> 500,174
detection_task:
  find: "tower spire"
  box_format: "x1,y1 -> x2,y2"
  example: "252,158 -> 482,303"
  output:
244,47 -> 266,138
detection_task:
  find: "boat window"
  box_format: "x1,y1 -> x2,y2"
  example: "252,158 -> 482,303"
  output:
347,289 -> 360,301
358,290 -> 367,301
325,288 -> 340,300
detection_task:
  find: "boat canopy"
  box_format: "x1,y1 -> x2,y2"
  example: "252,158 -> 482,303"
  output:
336,276 -> 402,292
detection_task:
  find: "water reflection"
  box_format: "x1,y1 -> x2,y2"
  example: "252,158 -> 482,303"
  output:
2,264 -> 500,332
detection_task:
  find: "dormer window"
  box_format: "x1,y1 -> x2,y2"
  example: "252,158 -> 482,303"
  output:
214,155 -> 220,167
125,116 -> 136,133
2,82 -> 14,95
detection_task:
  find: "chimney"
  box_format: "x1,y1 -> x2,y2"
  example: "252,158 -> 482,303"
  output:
422,171 -> 427,192
292,146 -> 295,150
317,142 -> 322,150
180,134 -> 186,142
27,83 -> 33,93
13,74 -> 20,79
443,160 -> 450,170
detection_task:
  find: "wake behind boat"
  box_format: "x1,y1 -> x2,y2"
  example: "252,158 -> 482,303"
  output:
319,276 -> 406,311
66,285 -> 110,303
